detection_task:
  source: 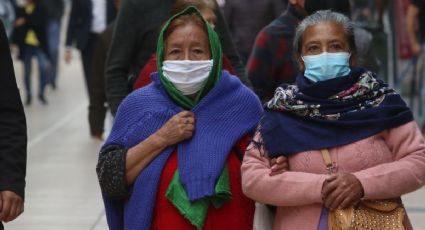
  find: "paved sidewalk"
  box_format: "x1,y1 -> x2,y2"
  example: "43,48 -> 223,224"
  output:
6,51 -> 108,230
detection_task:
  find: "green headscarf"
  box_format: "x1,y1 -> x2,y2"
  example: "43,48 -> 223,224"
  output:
156,6 -> 223,109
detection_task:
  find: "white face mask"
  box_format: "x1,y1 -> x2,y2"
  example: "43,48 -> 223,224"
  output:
162,60 -> 213,95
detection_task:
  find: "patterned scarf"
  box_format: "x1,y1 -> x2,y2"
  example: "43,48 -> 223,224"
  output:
260,67 -> 413,157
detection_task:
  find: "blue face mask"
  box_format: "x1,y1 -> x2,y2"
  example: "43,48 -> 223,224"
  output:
302,52 -> 351,82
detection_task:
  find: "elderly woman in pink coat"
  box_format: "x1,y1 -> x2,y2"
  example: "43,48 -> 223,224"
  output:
241,10 -> 425,230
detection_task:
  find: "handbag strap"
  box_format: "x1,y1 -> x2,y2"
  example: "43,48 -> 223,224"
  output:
320,149 -> 336,174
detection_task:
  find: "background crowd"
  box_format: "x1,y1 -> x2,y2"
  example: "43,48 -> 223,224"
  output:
0,0 -> 423,135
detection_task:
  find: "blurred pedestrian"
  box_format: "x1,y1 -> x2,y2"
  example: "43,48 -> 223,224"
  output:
88,0 -> 121,140
306,0 -> 380,73
14,0 -> 50,105
64,0 -> 116,95
0,0 -> 15,38
40,0 -> 64,89
0,19 -> 27,229
105,0 -> 248,116
247,0 -> 380,103
222,0 -> 286,65
246,0 -> 306,102
406,0 -> 425,133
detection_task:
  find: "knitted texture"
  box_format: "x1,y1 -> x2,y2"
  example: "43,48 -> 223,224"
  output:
101,71 -> 263,230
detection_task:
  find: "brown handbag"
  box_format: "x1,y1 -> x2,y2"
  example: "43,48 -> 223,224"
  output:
320,149 -> 405,230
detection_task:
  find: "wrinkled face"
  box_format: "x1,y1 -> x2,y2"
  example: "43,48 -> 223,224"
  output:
298,21 -> 353,71
164,23 -> 211,61
200,8 -> 217,28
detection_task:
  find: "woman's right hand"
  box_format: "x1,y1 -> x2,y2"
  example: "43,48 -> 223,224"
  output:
321,173 -> 364,210
269,156 -> 288,176
154,111 -> 196,146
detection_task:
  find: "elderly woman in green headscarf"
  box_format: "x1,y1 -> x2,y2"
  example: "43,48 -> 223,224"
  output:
96,6 -> 272,230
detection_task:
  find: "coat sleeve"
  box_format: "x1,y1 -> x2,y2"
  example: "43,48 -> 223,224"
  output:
65,0 -> 80,47
241,130 -> 327,206
0,21 -> 27,200
105,0 -> 138,116
214,5 -> 252,88
88,27 -> 110,136
353,121 -> 425,199
246,29 -> 278,102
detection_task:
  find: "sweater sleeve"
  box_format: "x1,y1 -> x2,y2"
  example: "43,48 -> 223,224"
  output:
241,131 -> 327,206
353,121 -> 425,199
96,145 -> 131,198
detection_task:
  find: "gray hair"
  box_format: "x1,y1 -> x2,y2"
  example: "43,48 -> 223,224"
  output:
293,10 -> 356,55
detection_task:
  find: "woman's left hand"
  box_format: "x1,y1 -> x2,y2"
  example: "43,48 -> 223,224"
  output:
269,156 -> 288,176
321,173 -> 364,210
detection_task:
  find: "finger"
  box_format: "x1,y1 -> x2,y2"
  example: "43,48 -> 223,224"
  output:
269,169 -> 287,176
338,196 -> 354,209
179,118 -> 187,124
5,200 -> 18,222
323,187 -> 342,210
12,199 -> 23,221
185,117 -> 195,125
328,189 -> 346,210
183,128 -> 195,137
271,162 -> 288,172
325,174 -> 338,182
178,117 -> 195,126
179,111 -> 195,118
276,156 -> 286,164
184,123 -> 195,130
12,202 -> 23,221
19,202 -> 24,215
321,175 -> 339,197
269,158 -> 277,167
0,197 -> 11,221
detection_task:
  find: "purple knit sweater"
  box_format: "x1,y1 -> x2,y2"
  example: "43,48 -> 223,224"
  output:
101,71 -> 263,230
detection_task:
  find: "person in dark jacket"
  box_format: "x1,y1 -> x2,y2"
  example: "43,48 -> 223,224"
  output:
40,0 -> 64,89
0,20 -> 27,229
222,0 -> 286,65
247,0 -> 379,103
64,0 -> 116,95
406,0 -> 425,134
247,0 -> 305,103
105,0 -> 248,116
14,0 -> 50,105
88,0 -> 120,140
